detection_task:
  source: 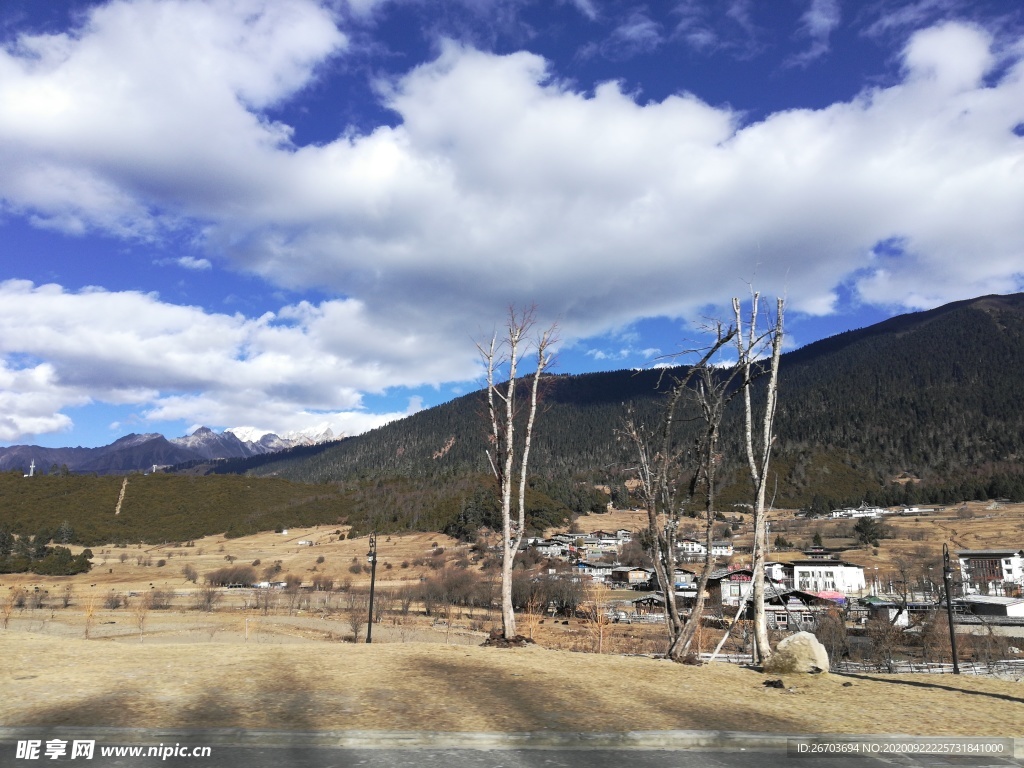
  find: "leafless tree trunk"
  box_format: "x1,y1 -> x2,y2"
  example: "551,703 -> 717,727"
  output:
346,591 -> 369,642
620,324 -> 736,661
480,306 -> 556,640
134,592 -> 151,642
672,360 -> 743,658
734,294 -> 784,664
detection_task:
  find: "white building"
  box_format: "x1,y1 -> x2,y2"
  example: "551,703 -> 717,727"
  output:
790,560 -> 866,595
830,504 -> 886,519
678,538 -> 734,558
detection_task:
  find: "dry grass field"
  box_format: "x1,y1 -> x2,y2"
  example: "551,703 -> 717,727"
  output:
3,507 -> 1024,739
3,632 -> 1023,737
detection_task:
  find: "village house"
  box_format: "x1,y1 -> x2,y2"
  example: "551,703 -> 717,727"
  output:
789,560 -> 866,595
677,538 -> 734,559
830,503 -> 887,519
706,566 -> 792,607
745,588 -> 839,631
957,549 -> 1024,595
955,594 -> 1024,618
532,539 -> 568,559
608,565 -> 651,588
574,561 -> 614,582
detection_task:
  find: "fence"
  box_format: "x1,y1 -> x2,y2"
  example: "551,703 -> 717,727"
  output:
696,653 -> 1024,677
834,659 -> 1024,676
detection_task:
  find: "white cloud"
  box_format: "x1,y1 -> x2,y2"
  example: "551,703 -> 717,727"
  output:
787,0 -> 840,67
1,6 -> 1024,440
600,9 -> 663,60
0,0 -> 346,237
0,280 -> 478,440
567,0 -> 599,22
176,256 -> 212,270
0,361 -> 85,441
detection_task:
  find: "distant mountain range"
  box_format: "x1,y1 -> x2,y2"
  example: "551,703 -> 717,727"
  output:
6,293 -> 1024,513
0,425 -> 337,476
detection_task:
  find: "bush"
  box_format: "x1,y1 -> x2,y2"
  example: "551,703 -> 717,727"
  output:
104,591 -> 124,609
311,575 -> 334,591
316,555 -> 325,564
182,564 -> 198,583
205,565 -> 256,586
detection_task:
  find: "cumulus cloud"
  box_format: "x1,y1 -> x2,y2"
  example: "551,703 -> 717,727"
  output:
0,0 -> 346,237
0,280 -> 478,440
1,3 -> 1024,440
0,361 -> 85,441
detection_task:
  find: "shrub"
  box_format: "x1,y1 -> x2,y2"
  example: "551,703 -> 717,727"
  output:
311,575 -> 334,591
316,555 -> 325,564
182,564 -> 198,583
205,565 -> 256,586
104,591 -> 124,609
156,559 -> 166,568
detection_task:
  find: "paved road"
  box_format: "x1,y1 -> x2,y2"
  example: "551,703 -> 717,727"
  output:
3,729 -> 1020,768
6,746 -> 1022,768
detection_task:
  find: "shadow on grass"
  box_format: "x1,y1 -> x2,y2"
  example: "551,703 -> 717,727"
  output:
411,652 -> 810,735
835,671 -> 1024,705
2,659 -> 322,765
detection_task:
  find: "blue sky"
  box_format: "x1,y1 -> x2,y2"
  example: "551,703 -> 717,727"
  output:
1,0 -> 1023,448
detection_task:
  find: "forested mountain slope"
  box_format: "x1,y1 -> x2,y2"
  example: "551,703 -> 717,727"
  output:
209,293 -> 1024,509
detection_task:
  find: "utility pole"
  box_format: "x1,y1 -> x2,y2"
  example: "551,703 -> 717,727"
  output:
366,531 -> 377,644
942,543 -> 960,674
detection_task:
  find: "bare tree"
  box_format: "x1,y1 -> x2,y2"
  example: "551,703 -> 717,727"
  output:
479,305 -> 556,640
1,595 -> 13,630
83,596 -> 96,639
580,580 -> 613,654
346,591 -> 370,642
134,593 -> 151,642
620,323 -> 737,661
734,293 -> 784,663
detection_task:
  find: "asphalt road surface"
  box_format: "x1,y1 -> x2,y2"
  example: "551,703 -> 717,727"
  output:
5,745 -> 1023,768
